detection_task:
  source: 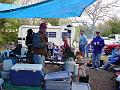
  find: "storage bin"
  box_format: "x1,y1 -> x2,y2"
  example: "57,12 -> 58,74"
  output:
44,71 -> 71,90
45,80 -> 71,90
72,82 -> 91,90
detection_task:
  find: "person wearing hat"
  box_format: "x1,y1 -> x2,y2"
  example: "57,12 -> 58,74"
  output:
91,31 -> 105,70
32,22 -> 48,70
79,30 -> 88,58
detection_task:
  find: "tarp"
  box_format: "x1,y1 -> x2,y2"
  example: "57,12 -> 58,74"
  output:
0,3 -> 20,11
0,0 -> 96,18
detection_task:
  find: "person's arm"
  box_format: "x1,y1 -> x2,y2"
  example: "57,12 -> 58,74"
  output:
84,35 -> 88,46
91,39 -> 95,46
25,36 -> 28,46
114,51 -> 120,57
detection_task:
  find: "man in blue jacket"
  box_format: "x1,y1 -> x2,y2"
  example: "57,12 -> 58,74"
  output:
91,31 -> 105,70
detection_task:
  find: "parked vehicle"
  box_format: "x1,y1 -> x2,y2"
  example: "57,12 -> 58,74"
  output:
104,43 -> 120,55
18,25 -> 75,48
108,34 -> 120,44
103,34 -> 120,54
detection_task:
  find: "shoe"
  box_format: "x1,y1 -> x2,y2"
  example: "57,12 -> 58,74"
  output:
90,67 -> 94,69
95,68 -> 100,71
100,67 -> 103,69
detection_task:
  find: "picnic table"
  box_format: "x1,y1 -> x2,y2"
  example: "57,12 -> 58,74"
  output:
45,57 -> 65,69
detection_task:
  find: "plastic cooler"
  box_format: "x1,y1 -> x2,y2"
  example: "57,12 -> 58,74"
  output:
10,64 -> 44,86
44,71 -> 72,90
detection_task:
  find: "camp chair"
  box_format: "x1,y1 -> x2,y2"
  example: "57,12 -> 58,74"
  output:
110,65 -> 120,80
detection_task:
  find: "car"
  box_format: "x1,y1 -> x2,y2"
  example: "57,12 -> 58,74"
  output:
104,43 -> 120,55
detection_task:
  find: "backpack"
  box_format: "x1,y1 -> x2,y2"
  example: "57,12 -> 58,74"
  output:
32,32 -> 46,48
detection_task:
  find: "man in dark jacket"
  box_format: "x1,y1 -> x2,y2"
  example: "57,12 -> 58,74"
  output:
91,31 -> 105,70
26,29 -> 33,56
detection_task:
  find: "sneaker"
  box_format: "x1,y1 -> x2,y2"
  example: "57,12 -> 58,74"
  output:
100,67 -> 103,69
95,68 -> 100,71
90,67 -> 94,69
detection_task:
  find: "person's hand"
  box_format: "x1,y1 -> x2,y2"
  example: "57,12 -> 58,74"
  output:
46,42 -> 49,45
93,42 -> 96,45
96,42 -> 100,45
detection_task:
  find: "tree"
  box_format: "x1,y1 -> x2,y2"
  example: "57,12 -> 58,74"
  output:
0,0 -> 20,47
0,0 -> 15,3
108,18 -> 120,34
96,17 -> 120,36
96,23 -> 112,36
0,0 -> 20,32
80,0 -> 120,38
42,18 -> 60,26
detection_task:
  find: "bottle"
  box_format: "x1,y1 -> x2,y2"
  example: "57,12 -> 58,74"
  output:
48,50 -> 51,58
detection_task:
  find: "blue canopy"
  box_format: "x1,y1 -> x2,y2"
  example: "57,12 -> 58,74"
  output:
0,3 -> 20,11
0,0 -> 96,18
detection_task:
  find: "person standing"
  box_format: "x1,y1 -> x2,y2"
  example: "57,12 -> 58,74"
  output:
91,31 -> 105,70
26,29 -> 33,49
26,29 -> 33,61
32,22 -> 48,68
79,30 -> 88,58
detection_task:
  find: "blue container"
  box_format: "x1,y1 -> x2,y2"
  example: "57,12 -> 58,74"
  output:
10,64 -> 44,86
10,70 -> 44,86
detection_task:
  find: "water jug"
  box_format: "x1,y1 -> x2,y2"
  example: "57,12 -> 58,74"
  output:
3,59 -> 13,71
74,64 -> 79,76
65,59 -> 75,72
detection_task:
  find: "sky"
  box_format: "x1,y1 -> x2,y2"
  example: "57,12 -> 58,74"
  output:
74,0 -> 120,25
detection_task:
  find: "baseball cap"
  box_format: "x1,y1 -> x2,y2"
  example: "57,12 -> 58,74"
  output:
96,31 -> 100,34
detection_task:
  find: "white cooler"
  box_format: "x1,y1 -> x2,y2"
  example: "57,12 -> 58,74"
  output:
10,64 -> 44,86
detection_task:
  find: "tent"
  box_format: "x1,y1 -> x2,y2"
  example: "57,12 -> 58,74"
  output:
0,0 -> 96,18
0,3 -> 20,11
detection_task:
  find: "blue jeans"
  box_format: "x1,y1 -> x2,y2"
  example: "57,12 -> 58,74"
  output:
92,52 -> 101,68
104,57 -> 119,69
79,45 -> 85,53
33,54 -> 45,64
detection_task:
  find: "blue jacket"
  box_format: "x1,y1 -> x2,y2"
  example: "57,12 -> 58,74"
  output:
79,34 -> 88,47
91,36 -> 105,54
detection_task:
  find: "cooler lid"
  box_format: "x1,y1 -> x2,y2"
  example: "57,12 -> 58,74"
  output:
72,82 -> 91,90
44,71 -> 71,80
11,64 -> 42,71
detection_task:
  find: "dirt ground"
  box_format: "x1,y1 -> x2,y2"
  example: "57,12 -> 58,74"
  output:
45,64 -> 116,90
86,67 -> 116,90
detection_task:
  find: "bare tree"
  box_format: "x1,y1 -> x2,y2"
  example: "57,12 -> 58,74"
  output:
81,0 -> 120,38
